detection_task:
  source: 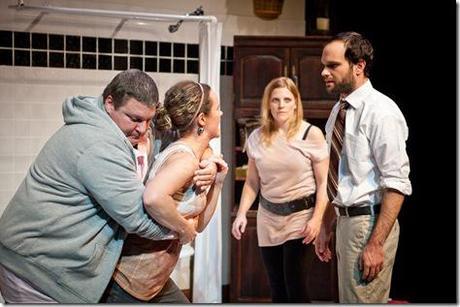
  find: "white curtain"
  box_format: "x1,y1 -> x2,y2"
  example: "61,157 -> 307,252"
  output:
192,20 -> 223,303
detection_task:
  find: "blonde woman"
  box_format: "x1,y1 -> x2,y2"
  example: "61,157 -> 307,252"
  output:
102,81 -> 227,303
231,77 -> 329,302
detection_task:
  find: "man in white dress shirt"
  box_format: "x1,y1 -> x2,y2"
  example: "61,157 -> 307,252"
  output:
314,32 -> 412,303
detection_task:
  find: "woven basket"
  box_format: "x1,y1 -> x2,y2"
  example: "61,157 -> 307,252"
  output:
253,0 -> 284,20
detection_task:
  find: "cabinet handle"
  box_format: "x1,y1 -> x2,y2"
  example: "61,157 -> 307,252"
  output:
284,65 -> 288,77
291,65 -> 298,86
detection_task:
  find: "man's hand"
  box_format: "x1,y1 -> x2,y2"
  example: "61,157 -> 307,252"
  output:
187,217 -> 199,231
314,224 -> 333,262
177,219 -> 198,244
212,155 -> 228,185
360,242 -> 384,282
193,156 -> 219,192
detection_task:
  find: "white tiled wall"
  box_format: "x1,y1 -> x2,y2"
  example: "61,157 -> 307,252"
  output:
0,67 -> 208,207
0,0 -> 305,298
0,67 -> 108,209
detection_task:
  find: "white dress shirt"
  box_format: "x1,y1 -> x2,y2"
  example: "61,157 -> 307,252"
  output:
325,80 -> 412,207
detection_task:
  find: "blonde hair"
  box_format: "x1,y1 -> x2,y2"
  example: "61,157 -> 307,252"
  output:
260,77 -> 303,146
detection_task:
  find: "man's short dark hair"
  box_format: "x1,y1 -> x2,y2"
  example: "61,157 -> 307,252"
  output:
331,32 -> 374,77
102,69 -> 159,109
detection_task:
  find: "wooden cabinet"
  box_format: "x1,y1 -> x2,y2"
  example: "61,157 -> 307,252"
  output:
230,210 -> 271,303
230,36 -> 338,303
234,46 -> 289,110
233,36 -> 336,119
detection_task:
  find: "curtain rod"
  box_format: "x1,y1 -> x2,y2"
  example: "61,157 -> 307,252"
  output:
8,3 -> 217,24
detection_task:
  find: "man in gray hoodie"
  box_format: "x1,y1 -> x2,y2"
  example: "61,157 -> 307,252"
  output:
0,69 -> 215,303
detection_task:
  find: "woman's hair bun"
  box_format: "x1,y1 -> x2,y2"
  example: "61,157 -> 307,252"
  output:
154,105 -> 173,131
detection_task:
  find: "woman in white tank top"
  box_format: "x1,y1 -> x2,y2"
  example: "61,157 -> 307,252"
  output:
104,81 -> 227,303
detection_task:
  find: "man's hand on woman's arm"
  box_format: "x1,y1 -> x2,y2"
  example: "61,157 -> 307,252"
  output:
193,146 -> 220,192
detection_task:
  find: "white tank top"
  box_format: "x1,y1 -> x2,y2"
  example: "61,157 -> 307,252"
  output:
148,141 -> 205,217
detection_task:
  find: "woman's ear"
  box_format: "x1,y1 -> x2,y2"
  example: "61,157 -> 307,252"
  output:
197,112 -> 206,127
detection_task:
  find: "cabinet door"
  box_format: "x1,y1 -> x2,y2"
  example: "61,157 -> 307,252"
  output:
234,47 -> 289,109
230,212 -> 271,303
290,46 -> 335,104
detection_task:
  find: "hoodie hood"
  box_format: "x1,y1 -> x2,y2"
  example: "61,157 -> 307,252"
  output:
62,95 -> 130,147
63,95 -> 108,127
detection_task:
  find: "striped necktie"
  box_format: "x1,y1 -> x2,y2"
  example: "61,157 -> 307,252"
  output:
327,100 -> 348,202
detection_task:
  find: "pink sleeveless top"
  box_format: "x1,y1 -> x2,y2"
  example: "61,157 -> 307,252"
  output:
247,121 -> 328,246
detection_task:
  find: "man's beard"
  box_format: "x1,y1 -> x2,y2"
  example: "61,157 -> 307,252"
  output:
331,69 -> 355,96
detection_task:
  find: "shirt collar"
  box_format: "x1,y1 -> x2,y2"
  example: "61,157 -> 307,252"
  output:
342,79 -> 373,109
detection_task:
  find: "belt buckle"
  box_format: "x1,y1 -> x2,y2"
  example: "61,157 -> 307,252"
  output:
334,206 -> 339,216
334,206 -> 348,217
302,198 -> 308,209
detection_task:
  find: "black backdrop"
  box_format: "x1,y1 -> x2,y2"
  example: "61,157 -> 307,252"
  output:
306,0 -> 457,303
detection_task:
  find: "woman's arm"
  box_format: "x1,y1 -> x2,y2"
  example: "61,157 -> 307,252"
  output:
195,156 -> 228,232
231,158 -> 260,240
300,126 -> 330,244
143,152 -> 199,244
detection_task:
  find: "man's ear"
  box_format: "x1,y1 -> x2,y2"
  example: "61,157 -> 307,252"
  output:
354,59 -> 366,76
104,95 -> 115,113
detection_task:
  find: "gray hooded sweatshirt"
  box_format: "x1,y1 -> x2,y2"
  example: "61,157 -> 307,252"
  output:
0,96 -> 169,303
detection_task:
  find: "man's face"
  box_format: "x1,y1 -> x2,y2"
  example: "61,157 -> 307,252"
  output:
105,96 -> 156,146
321,40 -> 356,96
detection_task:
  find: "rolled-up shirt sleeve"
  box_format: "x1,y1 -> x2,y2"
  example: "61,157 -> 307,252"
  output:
369,113 -> 412,196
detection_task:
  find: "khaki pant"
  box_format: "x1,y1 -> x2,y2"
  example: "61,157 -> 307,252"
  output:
336,215 -> 400,303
